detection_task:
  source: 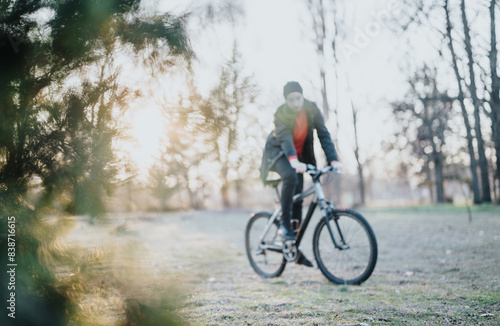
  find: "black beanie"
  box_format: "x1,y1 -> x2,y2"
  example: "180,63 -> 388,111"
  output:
283,81 -> 303,98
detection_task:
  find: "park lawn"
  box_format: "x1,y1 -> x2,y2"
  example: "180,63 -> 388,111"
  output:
61,205 -> 500,325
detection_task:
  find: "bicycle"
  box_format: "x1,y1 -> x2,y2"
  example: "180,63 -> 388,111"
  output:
245,164 -> 377,285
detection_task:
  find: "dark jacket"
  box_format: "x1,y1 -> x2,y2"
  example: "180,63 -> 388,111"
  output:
259,99 -> 338,182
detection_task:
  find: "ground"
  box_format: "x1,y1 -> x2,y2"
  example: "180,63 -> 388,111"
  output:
61,205 -> 500,325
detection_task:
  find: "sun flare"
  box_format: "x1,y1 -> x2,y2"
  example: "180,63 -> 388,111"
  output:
117,103 -> 165,179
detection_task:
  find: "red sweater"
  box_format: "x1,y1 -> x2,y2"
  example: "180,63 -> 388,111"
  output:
288,108 -> 308,162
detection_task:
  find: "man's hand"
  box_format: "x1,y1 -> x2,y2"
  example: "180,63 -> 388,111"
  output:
290,158 -> 307,173
330,160 -> 343,172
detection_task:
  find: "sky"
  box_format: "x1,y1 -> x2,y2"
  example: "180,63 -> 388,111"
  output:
120,0 -> 457,180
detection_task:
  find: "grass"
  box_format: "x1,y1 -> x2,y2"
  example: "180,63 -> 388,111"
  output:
359,203 -> 500,215
60,207 -> 500,325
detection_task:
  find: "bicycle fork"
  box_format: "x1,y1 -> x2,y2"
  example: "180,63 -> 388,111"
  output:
322,202 -> 349,250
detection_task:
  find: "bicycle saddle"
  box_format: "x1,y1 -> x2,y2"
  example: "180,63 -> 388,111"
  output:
264,178 -> 281,188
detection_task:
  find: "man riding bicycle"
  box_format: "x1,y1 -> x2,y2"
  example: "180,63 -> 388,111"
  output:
259,81 -> 343,267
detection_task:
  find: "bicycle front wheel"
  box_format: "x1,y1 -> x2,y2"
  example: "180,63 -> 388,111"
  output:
313,209 -> 377,285
245,211 -> 286,278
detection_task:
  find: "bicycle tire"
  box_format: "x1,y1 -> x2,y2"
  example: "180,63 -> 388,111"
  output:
313,209 -> 377,285
245,211 -> 286,278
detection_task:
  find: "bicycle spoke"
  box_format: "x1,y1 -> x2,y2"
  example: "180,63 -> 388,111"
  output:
245,213 -> 286,278
314,211 -> 377,284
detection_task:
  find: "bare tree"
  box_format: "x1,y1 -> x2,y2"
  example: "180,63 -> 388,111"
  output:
444,0 -> 482,204
307,0 -> 331,120
351,106 -> 366,205
391,0 -> 493,204
460,0 -> 492,202
329,0 -> 344,204
343,65 -> 366,205
392,66 -> 452,203
488,0 -> 500,202
345,73 -> 366,205
157,85 -> 211,210
306,0 -> 367,204
330,0 -> 342,139
200,43 -> 256,207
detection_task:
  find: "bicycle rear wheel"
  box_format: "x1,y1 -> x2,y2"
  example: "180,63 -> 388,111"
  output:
245,211 -> 286,278
313,209 -> 377,285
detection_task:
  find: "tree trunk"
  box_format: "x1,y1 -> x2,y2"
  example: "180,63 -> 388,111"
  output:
433,150 -> 445,203
221,126 -> 236,207
444,0 -> 482,204
489,0 -> 500,203
423,96 -> 445,203
426,121 -> 445,203
461,0 -> 492,202
331,0 -> 343,204
352,107 -> 366,205
320,69 -> 330,121
183,171 -> 197,209
331,0 -> 342,141
357,161 -> 366,205
425,160 -> 435,203
235,179 -> 243,207
221,179 -> 230,207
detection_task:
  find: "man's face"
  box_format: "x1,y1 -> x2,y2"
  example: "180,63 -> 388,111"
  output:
285,92 -> 304,112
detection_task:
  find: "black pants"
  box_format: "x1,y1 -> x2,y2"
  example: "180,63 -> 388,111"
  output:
270,155 -> 304,229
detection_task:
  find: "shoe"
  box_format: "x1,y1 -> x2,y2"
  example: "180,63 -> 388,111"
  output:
279,225 -> 297,241
291,219 -> 300,234
296,251 -> 313,268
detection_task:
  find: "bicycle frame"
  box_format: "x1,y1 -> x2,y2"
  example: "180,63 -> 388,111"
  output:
257,183 -> 317,248
258,167 -> 349,253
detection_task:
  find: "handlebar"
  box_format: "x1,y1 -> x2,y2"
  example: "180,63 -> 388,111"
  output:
306,164 -> 343,176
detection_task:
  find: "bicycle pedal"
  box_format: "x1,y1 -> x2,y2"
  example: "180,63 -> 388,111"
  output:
282,240 -> 298,262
